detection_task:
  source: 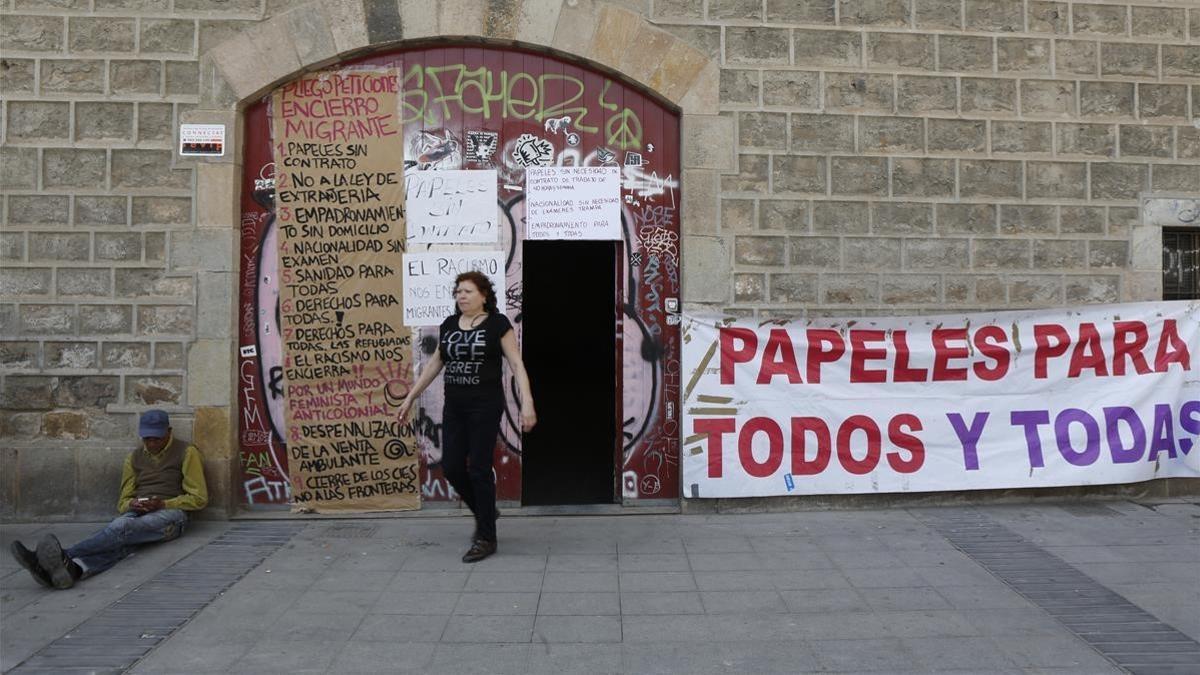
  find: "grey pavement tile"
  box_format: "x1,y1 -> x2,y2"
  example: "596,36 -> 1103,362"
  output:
718,640 -> 822,673
545,538 -> 619,555
749,536 -> 822,553
470,553 -> 547,572
127,638 -> 251,674
859,586 -> 954,612
532,614 -> 622,643
621,614 -> 714,642
810,637 -> 917,672
813,535 -> 891,551
700,590 -> 786,614
352,614 -> 449,642
1,611 -> 89,672
990,634 -> 1124,671
619,591 -> 704,615
911,562 -> 1001,586
311,566 -> 393,592
616,537 -> 685,554
683,536 -> 753,553
440,615 -> 535,643
936,583 -> 1038,610
903,635 -> 1020,671
536,592 -> 620,616
780,588 -> 869,614
880,610 -> 981,638
693,570 -> 777,591
1078,562 -> 1198,585
621,640 -> 727,674
453,591 -> 539,615
464,571 -> 543,592
430,643 -> 532,674
542,571 -> 619,592
826,549 -> 908,569
267,610 -> 364,641
325,550 -> 410,572
386,571 -> 470,592
772,569 -> 852,590
325,641 -> 436,673
288,590 -> 377,615
617,553 -> 690,572
618,571 -> 696,592
526,642 -> 623,675
757,550 -> 840,570
371,590 -> 459,615
236,565 -> 328,589
786,612 -> 892,641
401,552 -> 477,572
687,552 -> 763,571
546,554 -> 617,572
227,638 -> 341,674
843,566 -> 928,589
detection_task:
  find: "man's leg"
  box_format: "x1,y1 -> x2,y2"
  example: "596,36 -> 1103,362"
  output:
46,510 -> 189,583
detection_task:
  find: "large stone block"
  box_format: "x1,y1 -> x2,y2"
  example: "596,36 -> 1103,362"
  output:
1026,161 -> 1087,199
769,273 -> 818,303
128,376 -> 183,405
959,159 -> 1021,198
973,238 -> 1031,269
789,236 -> 839,267
102,342 -> 152,369
961,78 -> 1016,114
1065,275 -> 1120,304
881,275 -> 940,304
1009,275 -> 1062,304
155,342 -> 185,369
0,268 -> 52,296
0,58 -> 36,94
891,158 -> 954,197
75,196 -> 128,226
112,150 -> 191,189
826,73 -> 893,112
0,234 -> 24,261
682,236 -> 729,303
193,406 -> 233,461
1072,3 -> 1125,35
1055,40 -> 1097,75
8,195 -> 69,225
872,202 -> 932,234
845,236 -> 901,268
721,69 -> 759,106
868,32 -> 934,70
682,170 -> 718,235
937,35 -> 992,72
990,121 -> 1050,154
137,305 -> 194,335
75,447 -> 128,516
1088,240 -> 1128,269
1,376 -> 55,410
1119,125 -> 1172,159
997,37 -> 1050,75
197,272 -> 233,338
29,232 -> 89,261
53,375 -> 120,407
733,273 -> 764,302
109,60 -> 161,95
115,269 -> 194,297
761,71 -> 819,109
44,341 -> 98,369
137,103 -> 174,143
75,102 -> 135,141
1101,43 -> 1159,78
79,305 -> 133,334
1,14 -> 64,51
791,114 -> 854,152
0,342 -> 39,369
764,0 -> 834,23
515,0 -> 563,46
6,101 -> 70,140
1059,206 -> 1105,235
682,115 -> 734,170
1,147 -> 37,189
830,157 -> 888,196
1151,165 -> 1200,193
902,76 -> 955,113
862,116 -> 925,153
165,61 -> 200,96
1000,205 -> 1056,235
1162,45 -> 1200,78
43,148 -> 107,189
725,27 -> 790,66
721,155 -> 768,194
95,233 -> 143,262
1027,1 -> 1067,34
140,19 -> 195,55
42,59 -> 105,93
821,273 -> 879,304
1180,127 -> 1200,160
721,199 -> 755,232
133,196 -> 191,226
760,200 -> 809,232
1020,80 -> 1074,117
1056,123 -> 1115,157
15,448 -> 77,516
1131,6 -> 1185,40
57,268 -> 112,296
69,17 -> 135,52
841,0 -> 909,25
964,0 -> 1022,32
648,36 -> 710,106
1090,163 -> 1148,201
738,112 -> 787,150
794,29 -> 860,67
1137,84 -> 1187,120
905,238 -> 969,269
938,204 -> 997,235
914,0 -> 960,30
813,201 -> 869,234
1033,239 -> 1086,269
771,155 -> 826,194
734,236 -> 786,266
170,229 -> 233,271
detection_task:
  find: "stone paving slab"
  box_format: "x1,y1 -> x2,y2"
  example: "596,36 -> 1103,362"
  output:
3,500 -> 1198,673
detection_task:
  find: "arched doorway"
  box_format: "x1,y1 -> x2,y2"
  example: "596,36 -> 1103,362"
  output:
234,44 -> 683,509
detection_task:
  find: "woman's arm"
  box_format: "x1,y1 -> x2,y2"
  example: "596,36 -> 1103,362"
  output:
396,348 -> 444,422
499,330 -> 537,432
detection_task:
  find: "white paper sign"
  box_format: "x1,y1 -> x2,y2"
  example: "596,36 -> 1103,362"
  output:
401,250 -> 506,326
405,170 -> 498,244
525,166 -> 621,240
179,124 -> 225,156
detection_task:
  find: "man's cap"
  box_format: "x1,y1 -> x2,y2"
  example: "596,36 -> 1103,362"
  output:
138,409 -> 170,438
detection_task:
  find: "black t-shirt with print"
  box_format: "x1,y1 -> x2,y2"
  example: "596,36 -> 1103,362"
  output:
439,312 -> 512,398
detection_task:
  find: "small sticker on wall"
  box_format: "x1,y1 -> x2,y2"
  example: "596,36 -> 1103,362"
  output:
665,298 -> 679,313
240,345 -> 257,358
180,124 -> 225,156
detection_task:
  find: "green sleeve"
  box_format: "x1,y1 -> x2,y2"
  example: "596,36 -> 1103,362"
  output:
117,454 -> 137,513
163,445 -> 209,511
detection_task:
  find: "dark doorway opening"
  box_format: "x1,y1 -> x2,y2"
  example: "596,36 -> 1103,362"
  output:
521,240 -> 618,505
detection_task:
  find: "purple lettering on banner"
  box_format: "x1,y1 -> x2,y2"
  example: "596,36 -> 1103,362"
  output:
1147,403 -> 1178,462
947,412 -> 989,471
1180,400 -> 1200,455
1054,408 -> 1100,467
1011,410 -> 1051,468
1103,407 -> 1146,464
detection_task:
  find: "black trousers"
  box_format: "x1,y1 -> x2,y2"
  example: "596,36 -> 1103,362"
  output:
441,391 -> 503,542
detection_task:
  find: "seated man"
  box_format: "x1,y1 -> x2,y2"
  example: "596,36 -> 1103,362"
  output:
10,409 -> 208,589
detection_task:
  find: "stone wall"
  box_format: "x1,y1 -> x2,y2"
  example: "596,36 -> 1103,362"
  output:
2,0 -> 1197,519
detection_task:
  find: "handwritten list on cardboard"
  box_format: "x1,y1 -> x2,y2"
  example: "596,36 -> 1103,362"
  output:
271,68 -> 418,512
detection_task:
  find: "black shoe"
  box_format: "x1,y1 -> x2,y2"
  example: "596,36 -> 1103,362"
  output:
36,534 -> 76,590
10,540 -> 52,588
462,539 -> 497,563
471,508 -> 501,543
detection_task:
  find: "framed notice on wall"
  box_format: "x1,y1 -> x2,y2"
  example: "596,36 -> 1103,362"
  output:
405,170 -> 498,244
525,166 -> 621,240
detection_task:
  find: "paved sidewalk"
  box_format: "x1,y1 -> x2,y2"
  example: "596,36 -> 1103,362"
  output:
2,500 -> 1198,674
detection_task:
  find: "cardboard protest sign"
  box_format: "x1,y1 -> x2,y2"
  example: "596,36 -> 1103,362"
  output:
271,68 -> 419,512
401,251 -> 506,327
525,166 -> 621,240
405,169 -> 498,244
683,302 -> 1200,497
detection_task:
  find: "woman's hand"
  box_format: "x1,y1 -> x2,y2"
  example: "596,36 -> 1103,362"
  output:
396,396 -> 414,424
521,407 -> 537,432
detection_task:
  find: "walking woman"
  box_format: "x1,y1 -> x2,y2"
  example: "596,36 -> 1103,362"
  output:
397,271 -> 536,562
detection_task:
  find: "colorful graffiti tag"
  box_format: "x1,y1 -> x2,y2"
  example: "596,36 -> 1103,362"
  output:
237,45 -> 681,506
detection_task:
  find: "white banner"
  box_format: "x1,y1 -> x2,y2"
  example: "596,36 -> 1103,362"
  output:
405,169 -> 498,244
682,302 -> 1200,498
401,250 -> 505,326
525,166 -> 621,240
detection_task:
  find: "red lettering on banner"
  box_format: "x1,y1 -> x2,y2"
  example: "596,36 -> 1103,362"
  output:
1155,320 -> 1190,372
719,328 -> 757,385
932,328 -> 969,381
1034,324 -> 1070,378
791,417 -> 832,475
806,329 -> 845,384
972,325 -> 1010,380
893,331 -> 929,382
849,330 -> 888,383
1068,323 -> 1109,377
1113,322 -> 1152,376
836,415 -> 881,475
738,418 -> 784,477
757,329 -> 803,384
886,414 -> 925,473
695,418 -> 735,477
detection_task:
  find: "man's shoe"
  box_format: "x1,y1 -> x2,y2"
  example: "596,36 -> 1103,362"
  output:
36,534 -> 76,589
471,509 -> 501,543
10,540 -> 52,588
462,539 -> 497,563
